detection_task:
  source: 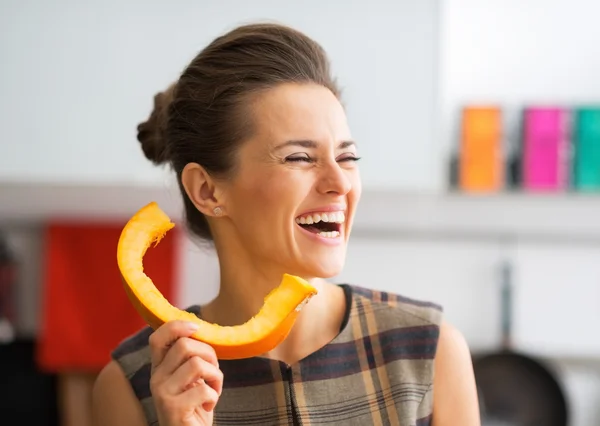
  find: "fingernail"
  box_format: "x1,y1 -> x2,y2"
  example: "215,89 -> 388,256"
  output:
186,322 -> 200,332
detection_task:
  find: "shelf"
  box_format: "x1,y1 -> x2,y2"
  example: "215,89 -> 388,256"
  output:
354,190 -> 600,243
0,181 -> 186,224
1,181 -> 600,243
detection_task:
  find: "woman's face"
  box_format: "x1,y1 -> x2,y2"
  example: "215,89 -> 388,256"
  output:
217,82 -> 361,279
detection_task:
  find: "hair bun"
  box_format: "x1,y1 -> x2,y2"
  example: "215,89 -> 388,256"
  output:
137,83 -> 176,165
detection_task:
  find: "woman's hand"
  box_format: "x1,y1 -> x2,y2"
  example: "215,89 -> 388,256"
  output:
149,321 -> 223,426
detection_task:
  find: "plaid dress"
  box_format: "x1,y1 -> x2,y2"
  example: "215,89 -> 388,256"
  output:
112,284 -> 443,426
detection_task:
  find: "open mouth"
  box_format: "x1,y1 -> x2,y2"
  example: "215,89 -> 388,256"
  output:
295,211 -> 345,238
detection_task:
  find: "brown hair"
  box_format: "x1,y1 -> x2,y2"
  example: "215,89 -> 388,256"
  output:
136,23 -> 340,240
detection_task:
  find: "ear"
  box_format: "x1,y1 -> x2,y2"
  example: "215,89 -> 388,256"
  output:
181,162 -> 227,217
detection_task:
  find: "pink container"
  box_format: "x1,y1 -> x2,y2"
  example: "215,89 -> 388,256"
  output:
522,107 -> 570,191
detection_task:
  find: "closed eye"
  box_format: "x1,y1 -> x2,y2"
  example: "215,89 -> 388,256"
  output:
284,154 -> 361,163
285,154 -> 313,163
285,155 -> 361,163
337,155 -> 361,163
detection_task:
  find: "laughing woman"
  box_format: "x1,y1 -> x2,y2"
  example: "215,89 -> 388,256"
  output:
92,23 -> 480,426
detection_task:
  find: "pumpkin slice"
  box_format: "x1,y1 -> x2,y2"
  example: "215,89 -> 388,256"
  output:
117,201 -> 318,360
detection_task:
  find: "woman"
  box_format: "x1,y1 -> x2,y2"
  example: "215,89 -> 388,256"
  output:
92,23 -> 480,426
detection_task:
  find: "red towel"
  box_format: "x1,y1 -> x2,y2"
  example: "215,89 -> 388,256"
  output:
36,221 -> 179,372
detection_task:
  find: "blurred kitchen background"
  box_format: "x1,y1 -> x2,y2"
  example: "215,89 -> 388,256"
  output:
1,0 -> 600,425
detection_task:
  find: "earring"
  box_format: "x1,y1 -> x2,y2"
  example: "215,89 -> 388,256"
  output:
213,206 -> 223,216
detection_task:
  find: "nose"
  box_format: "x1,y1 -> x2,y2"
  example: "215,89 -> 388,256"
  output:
316,159 -> 352,195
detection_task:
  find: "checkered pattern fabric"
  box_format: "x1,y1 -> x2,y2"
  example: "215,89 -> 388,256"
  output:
112,284 -> 443,425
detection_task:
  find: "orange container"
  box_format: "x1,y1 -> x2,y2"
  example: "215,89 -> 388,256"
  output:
459,106 -> 504,192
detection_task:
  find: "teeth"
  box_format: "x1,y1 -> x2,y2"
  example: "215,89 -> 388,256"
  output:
318,231 -> 340,238
295,211 -> 345,225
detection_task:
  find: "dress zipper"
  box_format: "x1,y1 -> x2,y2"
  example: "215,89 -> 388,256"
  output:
286,365 -> 302,426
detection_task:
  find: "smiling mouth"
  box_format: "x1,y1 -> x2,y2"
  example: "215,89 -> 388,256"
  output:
295,211 -> 345,238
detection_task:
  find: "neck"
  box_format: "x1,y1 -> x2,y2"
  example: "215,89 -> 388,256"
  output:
203,238 -> 323,326
199,234 -> 346,363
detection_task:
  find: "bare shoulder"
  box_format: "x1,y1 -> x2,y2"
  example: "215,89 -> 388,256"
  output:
432,320 -> 481,426
92,360 -> 147,426
435,320 -> 473,370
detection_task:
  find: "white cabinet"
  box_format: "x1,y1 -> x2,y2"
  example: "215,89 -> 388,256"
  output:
336,236 -> 506,352
338,236 -> 600,358
510,243 -> 600,358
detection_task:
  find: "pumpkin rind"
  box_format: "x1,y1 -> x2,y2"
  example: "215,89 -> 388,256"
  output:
116,201 -> 318,360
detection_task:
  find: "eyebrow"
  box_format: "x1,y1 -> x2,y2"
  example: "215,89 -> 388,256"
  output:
274,139 -> 356,150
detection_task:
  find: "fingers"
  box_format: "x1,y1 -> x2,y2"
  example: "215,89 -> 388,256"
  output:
155,382 -> 220,421
148,320 -> 223,396
159,335 -> 219,376
148,320 -> 200,369
164,355 -> 224,397
181,382 -> 220,413
148,321 -> 224,423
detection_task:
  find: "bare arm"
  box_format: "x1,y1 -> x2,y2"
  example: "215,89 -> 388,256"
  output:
432,320 -> 481,426
92,360 -> 148,426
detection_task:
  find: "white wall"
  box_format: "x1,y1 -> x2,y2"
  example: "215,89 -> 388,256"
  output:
0,0 -> 442,191
440,0 -> 600,163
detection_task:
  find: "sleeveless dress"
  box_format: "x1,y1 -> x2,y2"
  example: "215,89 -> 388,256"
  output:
111,284 -> 443,426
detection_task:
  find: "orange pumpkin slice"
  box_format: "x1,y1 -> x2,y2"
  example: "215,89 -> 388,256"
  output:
117,201 -> 318,360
